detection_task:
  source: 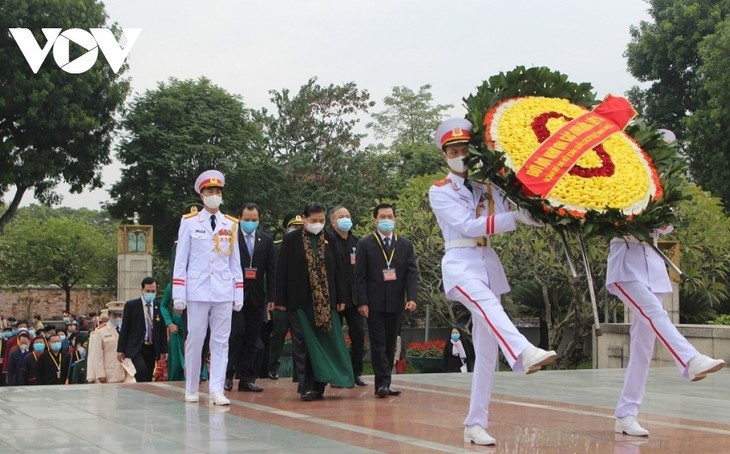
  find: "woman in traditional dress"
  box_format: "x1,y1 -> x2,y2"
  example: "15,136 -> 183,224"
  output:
275,202 -> 354,401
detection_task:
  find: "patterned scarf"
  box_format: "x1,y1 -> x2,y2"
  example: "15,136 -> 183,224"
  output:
302,229 -> 331,332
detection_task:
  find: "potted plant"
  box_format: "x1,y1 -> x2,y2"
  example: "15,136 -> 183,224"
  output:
406,339 -> 446,373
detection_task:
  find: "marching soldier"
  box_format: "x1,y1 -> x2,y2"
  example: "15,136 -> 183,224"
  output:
172,170 -> 244,406
87,302 -> 136,384
428,118 -> 557,446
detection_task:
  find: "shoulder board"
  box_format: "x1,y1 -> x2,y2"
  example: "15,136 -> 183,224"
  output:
433,177 -> 451,187
182,212 -> 196,219
225,214 -> 238,223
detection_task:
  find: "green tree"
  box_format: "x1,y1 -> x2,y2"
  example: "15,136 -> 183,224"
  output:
0,214 -> 116,311
368,85 -> 452,180
624,0 -> 730,205
0,0 -> 130,233
107,77 -> 265,256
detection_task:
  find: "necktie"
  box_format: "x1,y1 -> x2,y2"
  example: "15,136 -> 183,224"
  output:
145,302 -> 152,343
246,234 -> 254,257
210,214 -> 216,231
383,237 -> 391,253
463,179 -> 473,193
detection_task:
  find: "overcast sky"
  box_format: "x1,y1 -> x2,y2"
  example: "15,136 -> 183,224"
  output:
7,0 -> 652,210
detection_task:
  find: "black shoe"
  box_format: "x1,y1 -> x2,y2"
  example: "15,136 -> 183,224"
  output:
312,390 -> 325,400
268,372 -> 279,380
376,386 -> 389,398
388,388 -> 401,396
300,391 -> 317,401
224,378 -> 233,392
238,381 -> 263,392
354,377 -> 367,387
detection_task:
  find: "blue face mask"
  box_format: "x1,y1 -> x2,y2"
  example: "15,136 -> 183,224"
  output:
451,333 -> 461,341
142,293 -> 155,303
11,329 -> 18,336
28,330 -> 35,337
240,220 -> 259,234
336,218 -> 353,232
377,219 -> 395,233
50,342 -> 62,352
33,343 -> 45,353
2,332 -> 11,339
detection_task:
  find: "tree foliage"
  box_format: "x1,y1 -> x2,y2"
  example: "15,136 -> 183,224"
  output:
0,207 -> 117,311
0,0 -> 130,233
107,78 -> 265,255
625,0 -> 730,206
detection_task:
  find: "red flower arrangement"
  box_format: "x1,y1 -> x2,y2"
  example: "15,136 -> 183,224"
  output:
406,340 -> 446,358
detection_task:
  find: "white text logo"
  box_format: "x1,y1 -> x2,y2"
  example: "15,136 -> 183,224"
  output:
9,28 -> 141,74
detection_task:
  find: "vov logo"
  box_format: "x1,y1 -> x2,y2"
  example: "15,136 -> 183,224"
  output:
9,28 -> 141,74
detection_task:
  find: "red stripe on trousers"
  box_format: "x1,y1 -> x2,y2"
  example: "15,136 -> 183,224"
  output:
456,285 -> 518,361
614,283 -> 686,367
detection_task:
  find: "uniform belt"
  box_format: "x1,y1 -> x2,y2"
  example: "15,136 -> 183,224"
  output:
445,239 -> 488,250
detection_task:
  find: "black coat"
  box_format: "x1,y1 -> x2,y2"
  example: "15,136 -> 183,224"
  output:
238,230 -> 276,306
331,231 -> 359,307
117,297 -> 168,360
38,350 -> 71,385
275,229 -> 343,310
354,233 -> 418,313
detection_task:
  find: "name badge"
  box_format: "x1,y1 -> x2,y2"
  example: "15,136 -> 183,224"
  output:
244,267 -> 258,280
350,253 -> 356,265
382,268 -> 397,282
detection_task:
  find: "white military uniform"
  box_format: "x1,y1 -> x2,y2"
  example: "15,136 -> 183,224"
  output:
429,172 -> 535,429
86,322 -> 135,383
605,227 -> 699,419
172,171 -> 244,396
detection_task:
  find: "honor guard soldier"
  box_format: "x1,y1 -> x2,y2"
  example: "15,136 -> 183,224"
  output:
172,170 -> 244,406
428,118 -> 557,446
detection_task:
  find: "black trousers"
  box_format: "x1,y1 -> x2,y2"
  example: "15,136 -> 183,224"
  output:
227,302 -> 267,382
132,344 -> 156,382
287,310 -> 325,395
339,305 -> 365,377
367,311 -> 401,390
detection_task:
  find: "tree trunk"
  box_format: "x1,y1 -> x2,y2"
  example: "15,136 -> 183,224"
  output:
64,286 -> 72,313
0,185 -> 27,235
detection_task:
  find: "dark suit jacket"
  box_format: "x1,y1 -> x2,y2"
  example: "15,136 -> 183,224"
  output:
275,229 -> 343,311
354,232 -> 418,313
238,229 -> 276,306
117,297 -> 167,360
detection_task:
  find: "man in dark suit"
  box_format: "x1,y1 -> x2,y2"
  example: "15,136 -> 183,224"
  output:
355,203 -> 418,398
117,277 -> 168,382
226,202 -> 276,392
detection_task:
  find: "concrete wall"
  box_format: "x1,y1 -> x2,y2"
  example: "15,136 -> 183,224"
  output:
593,323 -> 730,369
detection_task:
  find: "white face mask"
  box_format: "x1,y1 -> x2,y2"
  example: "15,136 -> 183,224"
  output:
305,223 -> 325,235
76,346 -> 86,356
447,156 -> 468,173
109,318 -> 122,329
203,195 -> 222,209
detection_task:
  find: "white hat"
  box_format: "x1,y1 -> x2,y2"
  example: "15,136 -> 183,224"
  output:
434,118 -> 473,150
194,170 -> 225,194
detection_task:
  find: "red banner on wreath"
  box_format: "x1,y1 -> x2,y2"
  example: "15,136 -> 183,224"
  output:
515,95 -> 636,198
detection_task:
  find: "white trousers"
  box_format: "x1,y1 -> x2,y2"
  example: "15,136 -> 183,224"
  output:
185,300 -> 233,394
608,282 -> 698,418
448,279 -> 532,428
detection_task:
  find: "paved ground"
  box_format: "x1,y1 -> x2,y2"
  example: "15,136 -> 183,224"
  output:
1,367 -> 728,453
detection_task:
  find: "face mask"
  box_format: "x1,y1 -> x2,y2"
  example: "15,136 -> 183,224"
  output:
336,218 -> 353,232
63,317 -> 70,323
240,220 -> 259,233
142,293 -> 155,303
451,333 -> 461,341
203,195 -> 222,209
287,227 -> 299,233
59,334 -> 66,340
447,156 -> 468,173
76,346 -> 86,357
50,342 -> 62,352
305,222 -> 324,235
33,343 -> 45,353
19,344 -> 29,353
377,220 -> 395,233
109,318 -> 122,329
2,332 -> 10,339
28,330 -> 35,337
11,329 -> 18,336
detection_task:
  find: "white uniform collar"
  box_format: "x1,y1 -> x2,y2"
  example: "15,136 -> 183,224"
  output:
448,172 -> 468,190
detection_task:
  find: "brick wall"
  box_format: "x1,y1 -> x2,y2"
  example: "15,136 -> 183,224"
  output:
0,286 -> 116,320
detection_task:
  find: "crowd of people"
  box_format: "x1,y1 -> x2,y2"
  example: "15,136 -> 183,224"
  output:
0,119 -> 726,447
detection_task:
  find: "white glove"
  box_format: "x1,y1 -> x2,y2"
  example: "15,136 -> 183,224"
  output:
656,224 -> 674,236
514,208 -> 544,227
173,299 -> 186,311
233,301 -> 243,312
